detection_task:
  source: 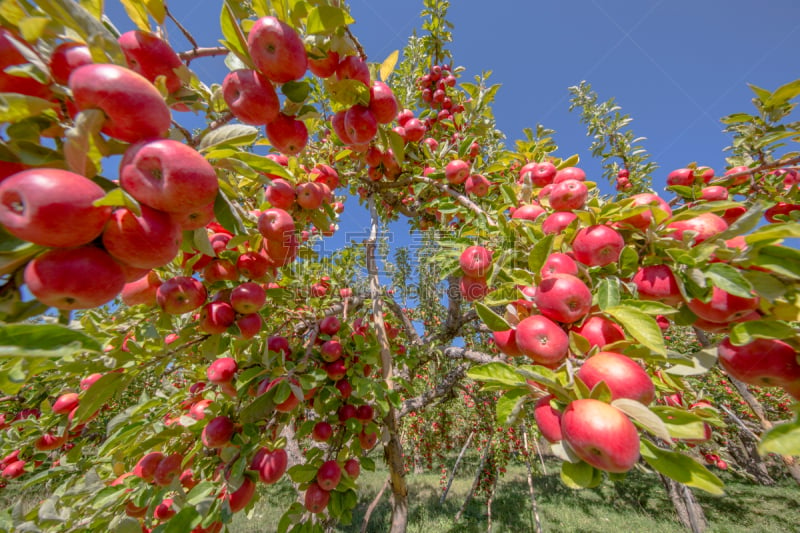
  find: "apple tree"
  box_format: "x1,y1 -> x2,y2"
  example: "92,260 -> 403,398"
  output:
0,1 -> 799,533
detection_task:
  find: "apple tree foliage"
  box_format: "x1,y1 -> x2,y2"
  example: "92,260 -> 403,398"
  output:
0,0 -> 799,532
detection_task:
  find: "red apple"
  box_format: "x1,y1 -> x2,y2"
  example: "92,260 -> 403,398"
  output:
619,193 -> 672,230
308,50 -> 339,78
700,186 -> 729,201
554,166 -> 586,183
266,113 -> 308,155
133,451 -> 164,482
319,316 -> 341,336
207,357 -> 237,384
335,379 -> 353,399
304,481 -> 330,514
316,460 -> 341,491
227,477 -> 256,513
120,139 -> 218,215
102,205 -> 182,269
265,178 -> 296,209
718,337 -> 800,387
52,392 -> 79,415
541,253 -> 579,277
0,29 -> 51,98
459,245 -> 492,277
344,104 -> 378,144
402,118 -> 426,142
359,429 -> 378,450
493,329 -> 523,357
459,275 -> 489,302
256,447 -> 288,484
549,179 -> 588,211
203,259 -> 239,283
542,211 -> 577,235
201,416 -> 235,448
247,16 -> 307,83
686,286 -> 759,324
324,359 -> 348,381
515,315 -> 570,365
0,168 -> 111,247
667,212 -> 728,245
230,282 -> 266,314
571,315 -> 625,349
534,395 -> 563,443
445,160 -> 470,185
118,30 -> 183,93
572,225 -> 624,267
356,404 -> 374,422
24,246 -> 125,310
632,265 -> 682,306
222,69 -> 279,125
153,453 -> 183,487
235,313 -> 263,339
465,174 -> 491,197
511,204 -> 545,221
154,498 -> 176,521
320,340 -> 343,362
69,63 -> 171,142
343,458 -> 360,479
259,377 -> 301,412
49,42 -> 93,85
156,276 -> 207,315
236,251 -> 271,280
267,336 -> 291,358
561,398 -> 640,473
312,421 -> 333,442
171,201 -> 216,231
338,404 -> 357,423
335,55 -> 370,86
577,351 -> 655,404
369,81 -> 398,123
666,168 -> 694,187
534,273 -> 592,324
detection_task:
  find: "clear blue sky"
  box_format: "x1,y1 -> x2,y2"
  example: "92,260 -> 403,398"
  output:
102,1 -> 800,290
105,1 -> 800,188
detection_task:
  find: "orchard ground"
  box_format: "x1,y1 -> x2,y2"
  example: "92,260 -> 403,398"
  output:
228,456 -> 800,533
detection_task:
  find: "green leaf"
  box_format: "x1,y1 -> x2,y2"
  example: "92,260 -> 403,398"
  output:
605,305 -> 666,356
239,392 -> 275,423
287,464 -> 318,483
282,81 -> 310,103
649,406 -> 708,440
0,324 -> 101,357
197,124 -> 259,151
612,399 -> 671,441
466,362 -> 526,387
728,320 -> 797,345
758,418 -> 800,456
619,300 -> 679,315
380,50 -> 399,82
213,191 -> 246,235
474,302 -> 510,332
618,245 -> 640,276
527,234 -> 554,274
750,245 -> 800,279
765,79 -> 800,108
163,507 -> 201,533
745,222 -> 800,245
74,372 -> 130,423
230,152 -> 294,180
594,278 -> 620,310
192,228 -> 216,258
664,348 -> 718,377
705,263 -> 754,299
0,93 -> 56,123
560,460 -> 601,489
640,440 -> 724,495
306,5 -> 355,34
324,78 -> 370,107
496,389 -> 527,426
219,1 -> 251,66
387,129 -> 405,165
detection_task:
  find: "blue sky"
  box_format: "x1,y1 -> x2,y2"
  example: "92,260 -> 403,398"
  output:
101,1 -> 800,293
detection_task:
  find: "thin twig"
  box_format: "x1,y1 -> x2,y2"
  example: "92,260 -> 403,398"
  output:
165,3 -> 199,49
414,175 -> 497,226
178,46 -> 230,62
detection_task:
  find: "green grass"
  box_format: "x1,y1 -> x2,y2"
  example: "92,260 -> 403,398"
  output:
232,458 -> 800,533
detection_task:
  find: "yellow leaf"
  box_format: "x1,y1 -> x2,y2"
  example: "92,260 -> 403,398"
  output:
144,0 -> 165,24
380,50 -> 399,82
119,0 -> 150,31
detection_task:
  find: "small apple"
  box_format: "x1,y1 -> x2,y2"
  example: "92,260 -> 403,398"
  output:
156,276 -> 207,315
230,282 -> 266,314
265,113 -> 308,156
533,273 -> 592,324
49,42 -> 93,85
201,416 -> 235,448
459,245 -> 492,277
118,30 -> 183,93
102,205 -> 182,270
304,481 -> 330,514
533,395 -> 563,443
548,179 -> 588,211
572,225 -> 624,267
515,315 -> 569,366
577,351 -> 655,404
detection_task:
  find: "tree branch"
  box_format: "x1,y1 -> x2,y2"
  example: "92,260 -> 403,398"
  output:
413,175 -> 497,226
178,46 -> 229,63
